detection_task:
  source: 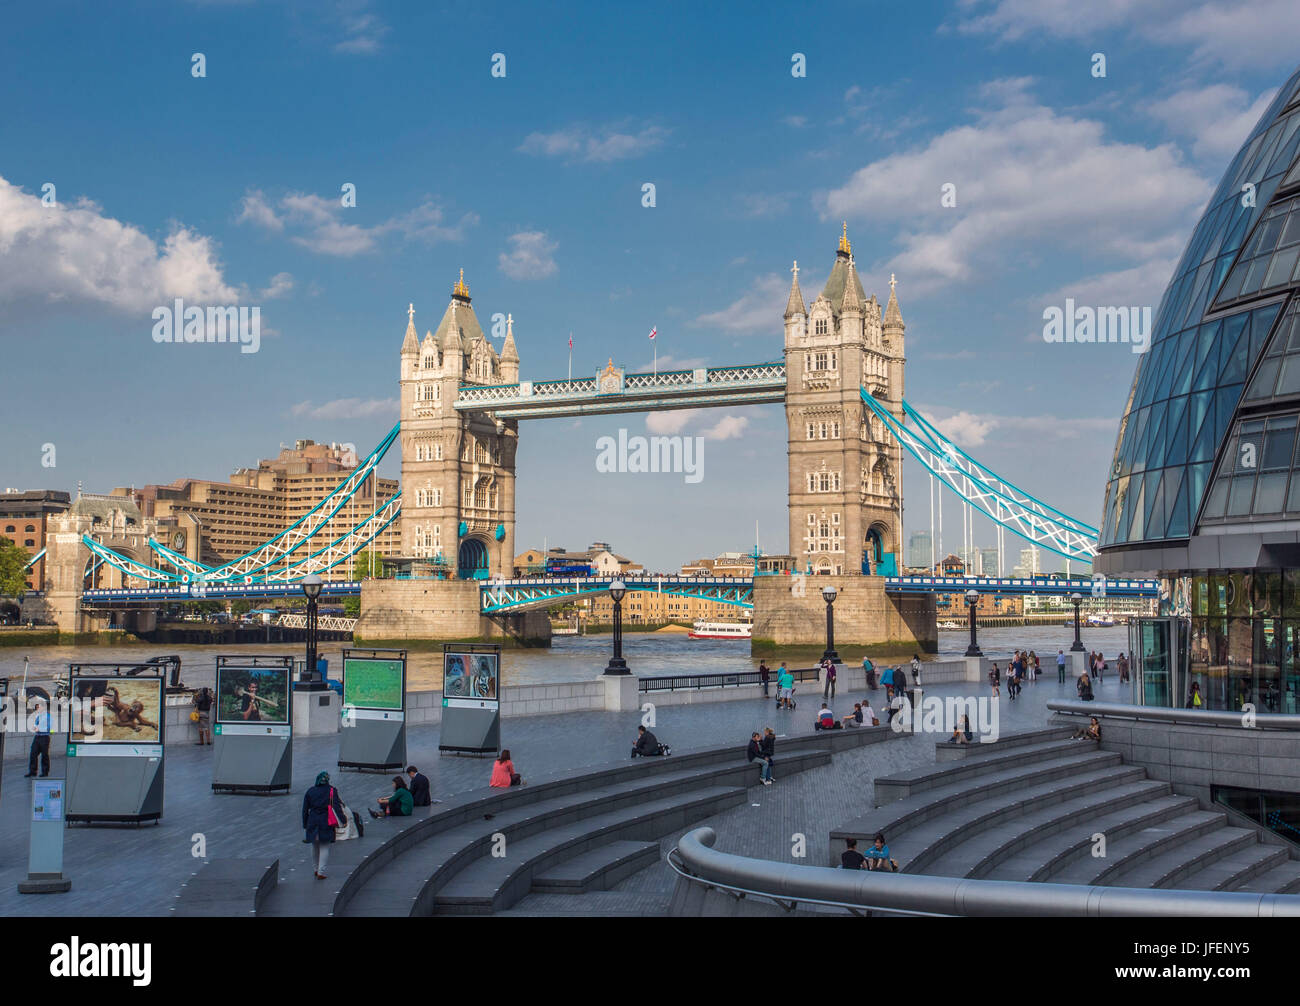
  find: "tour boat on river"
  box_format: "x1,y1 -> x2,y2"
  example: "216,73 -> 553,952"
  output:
688,620 -> 753,640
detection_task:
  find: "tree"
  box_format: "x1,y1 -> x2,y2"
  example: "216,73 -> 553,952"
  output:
0,539 -> 31,597
351,549 -> 383,581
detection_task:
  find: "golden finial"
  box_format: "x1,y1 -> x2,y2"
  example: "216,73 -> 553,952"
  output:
452,268 -> 470,299
838,222 -> 851,255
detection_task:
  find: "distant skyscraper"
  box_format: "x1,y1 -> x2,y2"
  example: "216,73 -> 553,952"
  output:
1014,546 -> 1042,578
979,547 -> 999,576
907,531 -> 932,568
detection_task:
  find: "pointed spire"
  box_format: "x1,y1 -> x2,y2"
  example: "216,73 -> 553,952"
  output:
401,302 -> 418,354
841,254 -> 861,312
452,268 -> 470,301
784,260 -> 806,319
501,312 -> 519,361
884,272 -> 904,329
837,221 -> 852,257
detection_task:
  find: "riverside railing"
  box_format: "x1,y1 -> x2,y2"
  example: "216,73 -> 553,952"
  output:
1047,700 -> 1300,731
638,667 -> 821,693
669,827 -> 1300,917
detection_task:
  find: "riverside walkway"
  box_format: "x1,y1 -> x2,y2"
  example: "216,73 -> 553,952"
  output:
0,664 -> 1119,917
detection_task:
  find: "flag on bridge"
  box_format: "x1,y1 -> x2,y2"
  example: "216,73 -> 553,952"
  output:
648,326 -> 657,341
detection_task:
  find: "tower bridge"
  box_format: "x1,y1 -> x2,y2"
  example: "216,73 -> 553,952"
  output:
50,226 -> 1109,651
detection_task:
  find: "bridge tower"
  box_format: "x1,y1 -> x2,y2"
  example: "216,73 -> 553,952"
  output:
398,270 -> 518,579
783,225 -> 906,576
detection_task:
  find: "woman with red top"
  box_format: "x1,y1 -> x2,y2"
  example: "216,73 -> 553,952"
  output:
489,749 -> 523,788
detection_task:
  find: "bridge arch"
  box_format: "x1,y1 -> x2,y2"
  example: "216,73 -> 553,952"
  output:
457,536 -> 490,580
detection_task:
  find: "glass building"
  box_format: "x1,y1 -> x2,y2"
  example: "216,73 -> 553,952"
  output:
1098,65 -> 1300,716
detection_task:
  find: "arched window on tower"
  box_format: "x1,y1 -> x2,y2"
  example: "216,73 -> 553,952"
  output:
815,317 -> 828,336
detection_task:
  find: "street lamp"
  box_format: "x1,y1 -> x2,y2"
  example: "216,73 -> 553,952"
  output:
604,579 -> 630,675
965,589 -> 982,657
300,573 -> 324,689
821,584 -> 840,663
1070,592 -> 1085,652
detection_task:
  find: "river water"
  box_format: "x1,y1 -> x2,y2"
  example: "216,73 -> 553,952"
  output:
0,625 -> 1132,692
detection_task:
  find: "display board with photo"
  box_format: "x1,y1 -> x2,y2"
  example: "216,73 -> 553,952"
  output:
71,677 -> 163,744
216,665 -> 291,725
342,657 -> 405,710
443,652 -> 499,701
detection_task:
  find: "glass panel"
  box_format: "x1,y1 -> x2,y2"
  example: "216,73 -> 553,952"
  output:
1255,472 -> 1287,512
1265,245 -> 1300,288
1203,476 -> 1230,518
1284,620 -> 1300,713
1139,619 -> 1171,708
1246,357 -> 1280,399
1227,474 -> 1256,515
1263,424 -> 1295,469
1288,474 -> 1300,512
1257,618 -> 1282,711
1285,573 -> 1300,616
1235,428 -> 1263,470
1280,210 -> 1300,248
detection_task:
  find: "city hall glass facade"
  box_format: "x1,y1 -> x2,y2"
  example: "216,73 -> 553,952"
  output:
1099,64 -> 1300,723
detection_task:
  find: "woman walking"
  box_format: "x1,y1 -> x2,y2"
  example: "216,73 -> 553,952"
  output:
989,662 -> 1000,698
302,771 -> 347,880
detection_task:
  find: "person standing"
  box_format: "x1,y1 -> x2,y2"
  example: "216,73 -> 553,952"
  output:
760,727 -> 777,780
759,660 -> 770,698
776,663 -> 795,709
192,687 -> 214,746
25,697 -> 51,778
863,654 -> 877,690
893,665 -> 908,704
823,659 -> 837,700
302,771 -> 347,880
910,653 -> 921,686
989,663 -> 1000,698
1057,649 -> 1067,684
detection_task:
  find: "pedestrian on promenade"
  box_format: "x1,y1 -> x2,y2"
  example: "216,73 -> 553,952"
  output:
1077,671 -> 1094,702
302,771 -> 347,880
371,775 -> 413,818
1093,652 -> 1104,684
1187,681 -> 1203,708
490,749 -> 523,786
911,653 -> 921,686
759,660 -> 770,697
25,696 -> 51,778
893,665 -> 908,704
1057,649 -> 1067,684
989,663 -> 1000,697
1029,651 -> 1039,682
822,658 -> 837,700
881,665 -> 895,700
760,727 -> 777,780
747,731 -> 772,785
406,765 -> 432,806
192,687 -> 213,745
863,654 -> 877,690
776,664 -> 795,710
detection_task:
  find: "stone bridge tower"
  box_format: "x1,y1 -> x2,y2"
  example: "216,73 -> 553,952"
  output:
784,225 -> 906,576
399,270 -> 518,579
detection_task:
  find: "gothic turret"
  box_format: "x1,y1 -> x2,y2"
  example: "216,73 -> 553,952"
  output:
500,313 -> 520,384
400,304 -> 419,381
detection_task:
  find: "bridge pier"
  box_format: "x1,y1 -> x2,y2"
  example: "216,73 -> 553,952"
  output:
750,575 -> 935,656
355,578 -> 551,647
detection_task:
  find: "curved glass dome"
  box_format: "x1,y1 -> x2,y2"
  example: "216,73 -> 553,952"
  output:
1101,65 -> 1300,549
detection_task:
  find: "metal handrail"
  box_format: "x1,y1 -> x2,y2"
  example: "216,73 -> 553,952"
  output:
638,667 -> 821,693
670,827 -> 1300,917
1047,700 -> 1300,730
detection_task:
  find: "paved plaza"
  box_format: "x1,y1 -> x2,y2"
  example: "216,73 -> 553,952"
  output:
0,661 -> 1127,916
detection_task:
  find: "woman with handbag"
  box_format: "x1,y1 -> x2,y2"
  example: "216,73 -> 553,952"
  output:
302,771 -> 348,880
191,687 -> 213,746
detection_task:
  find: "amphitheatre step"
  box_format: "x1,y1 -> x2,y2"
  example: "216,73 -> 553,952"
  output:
1049,810 -> 1227,886
337,745 -> 834,916
1105,825 -> 1259,890
1233,858 -> 1300,894
833,747 -> 1124,857
875,738 -> 1095,804
170,858 -> 279,917
935,726 -> 1077,762
887,764 -> 1151,874
983,792 -> 1197,883
432,786 -> 744,914
1170,842 -> 1294,891
531,840 -> 661,894
944,779 -> 1177,879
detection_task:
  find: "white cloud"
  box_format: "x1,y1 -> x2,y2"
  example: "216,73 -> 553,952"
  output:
237,188 -> 476,257
499,231 -> 558,280
259,272 -> 294,300
641,353 -> 709,372
951,0 -> 1300,70
702,415 -> 750,440
646,410 -> 697,434
290,397 -> 398,420
929,409 -> 998,447
519,123 -> 669,163
0,175 -> 238,313
822,80 -> 1210,294
694,271 -> 821,336
1147,84 -> 1277,160
737,192 -> 792,218
1037,257 -> 1179,315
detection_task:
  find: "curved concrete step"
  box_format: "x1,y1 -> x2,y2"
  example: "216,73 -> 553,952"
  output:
833,748 -> 1124,858
935,726 -> 1077,762
1050,809 -> 1226,886
432,786 -> 742,914
1233,858 -> 1300,894
952,779 -> 1175,879
874,738 -> 1097,805
1171,842 -> 1293,891
982,793 -> 1197,882
1107,826 -> 1258,890
532,840 -> 660,894
893,765 -> 1151,875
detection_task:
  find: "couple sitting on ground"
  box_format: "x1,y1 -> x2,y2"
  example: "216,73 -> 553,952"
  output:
369,765 -> 433,819
841,833 -> 899,872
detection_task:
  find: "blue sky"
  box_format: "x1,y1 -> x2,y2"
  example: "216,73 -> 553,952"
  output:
2,0 -> 1298,570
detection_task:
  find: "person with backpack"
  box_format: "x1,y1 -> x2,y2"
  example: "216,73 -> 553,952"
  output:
862,655 -> 877,690
302,771 -> 348,880
191,686 -> 214,746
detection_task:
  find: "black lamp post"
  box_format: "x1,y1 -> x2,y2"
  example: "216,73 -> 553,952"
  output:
1070,592 -> 1085,652
821,584 -> 840,663
964,588 -> 982,657
300,573 -> 324,689
603,579 -> 630,675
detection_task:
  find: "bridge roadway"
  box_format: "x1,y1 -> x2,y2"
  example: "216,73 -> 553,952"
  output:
81,574 -> 1160,609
